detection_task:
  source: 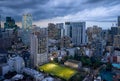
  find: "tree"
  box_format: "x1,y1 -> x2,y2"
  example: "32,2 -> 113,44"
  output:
53,58 -> 58,63
106,63 -> 112,71
68,55 -> 74,59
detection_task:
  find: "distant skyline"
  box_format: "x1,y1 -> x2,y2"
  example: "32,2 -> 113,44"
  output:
0,0 -> 120,29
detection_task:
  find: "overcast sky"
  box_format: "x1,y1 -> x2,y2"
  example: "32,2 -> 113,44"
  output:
0,0 -> 120,29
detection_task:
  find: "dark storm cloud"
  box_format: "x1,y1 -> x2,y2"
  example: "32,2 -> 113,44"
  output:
0,0 -> 120,22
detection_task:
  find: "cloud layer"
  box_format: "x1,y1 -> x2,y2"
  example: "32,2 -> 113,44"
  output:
0,0 -> 120,28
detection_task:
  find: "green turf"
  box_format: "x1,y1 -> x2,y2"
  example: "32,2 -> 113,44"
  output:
39,63 -> 77,80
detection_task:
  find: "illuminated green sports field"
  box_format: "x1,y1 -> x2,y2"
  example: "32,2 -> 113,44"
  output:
39,63 -> 77,80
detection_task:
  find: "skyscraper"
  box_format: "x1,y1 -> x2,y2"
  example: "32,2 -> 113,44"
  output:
30,27 -> 48,67
56,23 -> 65,38
65,22 -> 86,46
22,14 -> 32,30
21,14 -> 32,46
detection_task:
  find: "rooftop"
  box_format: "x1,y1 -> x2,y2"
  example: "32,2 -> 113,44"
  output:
66,59 -> 81,64
112,63 -> 120,69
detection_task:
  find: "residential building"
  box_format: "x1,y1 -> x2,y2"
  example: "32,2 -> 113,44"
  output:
30,27 -> 48,67
7,56 -> 25,73
87,25 -> 102,43
113,35 -> 120,49
48,23 -> 62,50
60,36 -> 72,49
48,23 -> 59,40
0,29 -> 14,49
22,68 -> 44,81
92,39 -> 103,57
0,64 -> 10,76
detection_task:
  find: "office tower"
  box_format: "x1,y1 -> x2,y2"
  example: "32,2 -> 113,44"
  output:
65,22 -> 86,46
56,23 -> 65,38
111,27 -> 118,36
65,22 -> 72,38
110,27 -> 118,43
113,35 -> 120,49
4,17 -> 18,30
118,16 -> 120,34
21,14 -> 32,46
22,14 -> 32,30
30,27 -> 48,67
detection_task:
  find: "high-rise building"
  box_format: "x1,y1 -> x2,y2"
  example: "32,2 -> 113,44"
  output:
117,16 -> 120,35
30,27 -> 48,67
4,17 -> 18,30
110,27 -> 118,43
48,23 -> 60,40
113,35 -> 120,49
118,16 -> 120,27
0,15 -> 2,38
65,22 -> 86,46
22,14 -> 32,30
56,23 -> 65,38
21,14 -> 32,46
92,39 -> 103,57
0,15 -> 1,29
111,27 -> 118,36
87,26 -> 102,43
101,30 -> 108,41
60,36 -> 72,49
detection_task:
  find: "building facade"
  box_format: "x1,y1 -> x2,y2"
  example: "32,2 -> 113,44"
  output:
22,14 -> 32,30
4,17 -> 18,30
65,22 -> 86,46
30,27 -> 48,67
118,16 -> 120,35
21,14 -> 32,46
56,23 -> 65,38
87,25 -> 102,43
113,35 -> 120,49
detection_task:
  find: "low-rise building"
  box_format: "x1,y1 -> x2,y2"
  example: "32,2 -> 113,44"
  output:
11,74 -> 24,81
22,68 -> 44,81
64,59 -> 82,69
7,56 -> 25,73
0,63 -> 10,76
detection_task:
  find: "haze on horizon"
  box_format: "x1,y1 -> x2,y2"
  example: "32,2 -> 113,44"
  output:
0,0 -> 120,29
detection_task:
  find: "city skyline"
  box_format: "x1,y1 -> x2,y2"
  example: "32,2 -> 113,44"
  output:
0,0 -> 120,28
1,1 -> 120,80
